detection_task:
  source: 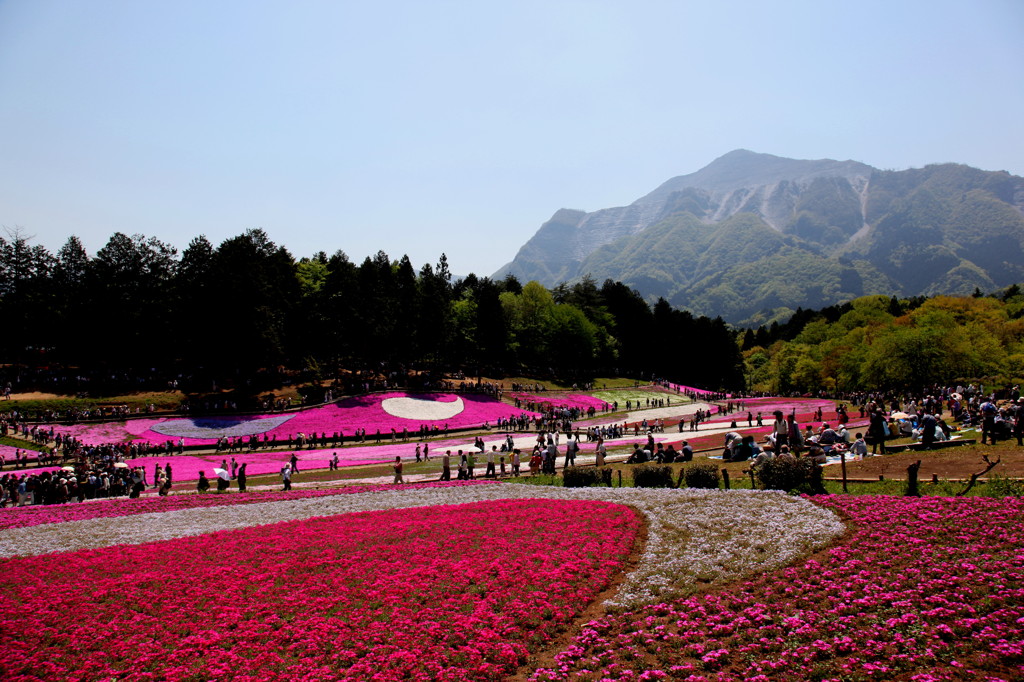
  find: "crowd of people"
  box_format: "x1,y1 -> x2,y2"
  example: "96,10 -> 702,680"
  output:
1,460 -> 176,507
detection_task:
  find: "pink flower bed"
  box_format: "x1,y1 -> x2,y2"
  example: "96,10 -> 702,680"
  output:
706,397 -> 845,424
511,393 -> 610,411
0,481 -> 494,531
0,445 -> 30,460
0,498 -> 640,681
42,393 -> 538,447
532,495 -> 1024,680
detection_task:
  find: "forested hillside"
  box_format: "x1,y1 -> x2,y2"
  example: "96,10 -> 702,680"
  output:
741,289 -> 1024,393
0,229 -> 743,390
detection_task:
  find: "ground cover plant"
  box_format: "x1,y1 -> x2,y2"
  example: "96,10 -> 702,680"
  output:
0,481 -> 492,533
40,392 -> 539,446
0,498 -> 641,681
591,387 -> 681,407
510,392 -> 610,411
531,494 -> 1024,681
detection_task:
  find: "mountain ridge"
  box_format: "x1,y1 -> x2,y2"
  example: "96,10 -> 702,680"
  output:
495,150 -> 1024,324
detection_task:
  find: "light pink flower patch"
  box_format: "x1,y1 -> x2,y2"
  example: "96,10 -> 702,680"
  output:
0,481 -> 494,531
0,498 -> 640,681
532,495 -> 1024,680
511,393 -> 610,411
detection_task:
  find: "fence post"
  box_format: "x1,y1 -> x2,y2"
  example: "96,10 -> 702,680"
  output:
840,450 -> 848,493
617,470 -> 622,488
932,473 -> 939,485
721,468 -> 730,490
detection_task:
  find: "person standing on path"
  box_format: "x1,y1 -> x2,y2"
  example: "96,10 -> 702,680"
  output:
441,450 -> 451,481
237,463 -> 247,492
281,464 -> 292,491
393,456 -> 404,484
485,446 -> 497,478
771,411 -> 788,454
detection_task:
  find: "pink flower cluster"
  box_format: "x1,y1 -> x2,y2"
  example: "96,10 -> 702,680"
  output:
532,495 -> 1024,680
704,397 -> 852,426
0,481 -> 495,531
0,498 -> 640,681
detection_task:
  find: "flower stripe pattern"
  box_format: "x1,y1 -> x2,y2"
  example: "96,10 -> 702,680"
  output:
531,494 -> 1024,681
0,499 -> 640,682
0,481 -> 495,532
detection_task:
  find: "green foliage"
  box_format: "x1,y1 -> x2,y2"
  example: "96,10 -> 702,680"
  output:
983,475 -> 1024,498
562,467 -> 612,488
682,464 -> 720,489
632,464 -> 675,488
755,458 -> 819,493
746,291 -> 1024,392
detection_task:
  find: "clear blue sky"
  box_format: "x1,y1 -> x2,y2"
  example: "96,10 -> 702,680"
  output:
1,0 -> 1021,277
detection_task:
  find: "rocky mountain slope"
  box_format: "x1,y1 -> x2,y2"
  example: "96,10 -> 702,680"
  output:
495,150 -> 1024,324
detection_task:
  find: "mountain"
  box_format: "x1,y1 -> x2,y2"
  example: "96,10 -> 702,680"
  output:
494,150 -> 1024,324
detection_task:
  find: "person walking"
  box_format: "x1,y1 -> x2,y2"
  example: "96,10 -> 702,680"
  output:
441,450 -> 451,481
237,463 -> 247,492
281,464 -> 292,491
392,456 -> 404,484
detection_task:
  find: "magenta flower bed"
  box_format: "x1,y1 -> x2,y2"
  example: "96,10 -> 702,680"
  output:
43,393 -> 538,447
706,397 -> 845,423
533,495 -> 1024,681
0,498 -> 639,681
0,445 -> 29,460
0,481 -> 495,531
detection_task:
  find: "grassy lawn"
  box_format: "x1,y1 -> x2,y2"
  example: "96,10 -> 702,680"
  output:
2,391 -> 185,413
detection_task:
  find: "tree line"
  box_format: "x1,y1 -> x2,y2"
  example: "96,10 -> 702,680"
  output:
741,288 -> 1024,393
0,228 -> 744,392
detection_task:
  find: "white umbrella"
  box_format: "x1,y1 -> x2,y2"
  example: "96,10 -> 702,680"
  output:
61,466 -> 75,472
213,467 -> 230,481
113,462 -> 129,469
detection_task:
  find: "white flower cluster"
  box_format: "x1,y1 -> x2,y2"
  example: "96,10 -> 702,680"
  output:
0,485 -> 844,610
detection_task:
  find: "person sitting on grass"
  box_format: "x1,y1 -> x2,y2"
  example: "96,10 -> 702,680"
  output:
850,433 -> 868,459
626,443 -> 646,464
775,445 -> 796,462
804,444 -> 828,465
752,443 -> 775,467
197,471 -> 210,493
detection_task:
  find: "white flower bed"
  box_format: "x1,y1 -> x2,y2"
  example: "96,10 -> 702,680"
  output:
0,486 -> 844,610
380,395 -> 465,420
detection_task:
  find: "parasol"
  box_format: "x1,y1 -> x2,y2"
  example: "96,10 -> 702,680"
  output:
213,467 -> 230,481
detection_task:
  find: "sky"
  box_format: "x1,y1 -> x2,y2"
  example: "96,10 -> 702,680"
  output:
1,0 -> 1022,277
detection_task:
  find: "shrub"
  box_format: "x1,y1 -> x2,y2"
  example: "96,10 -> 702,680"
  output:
632,465 -> 675,488
984,474 -> 1024,498
756,458 -> 819,493
682,464 -> 720,490
563,467 -> 602,488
